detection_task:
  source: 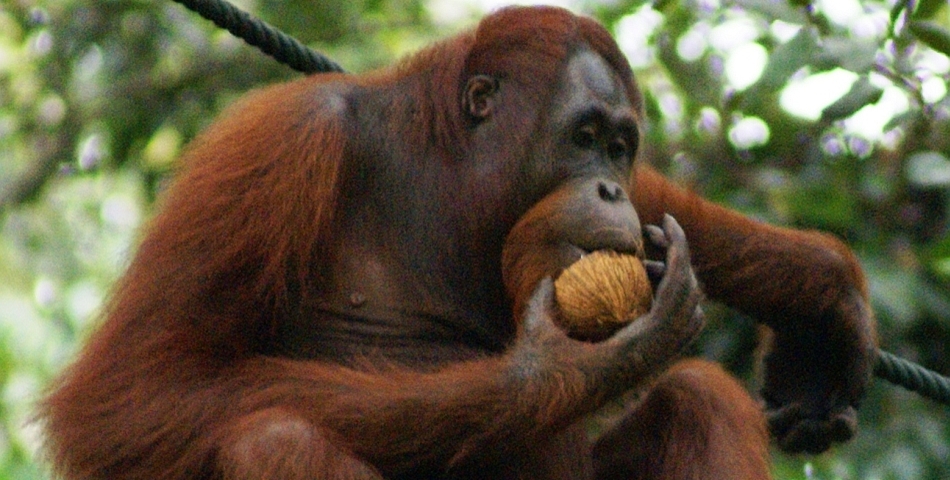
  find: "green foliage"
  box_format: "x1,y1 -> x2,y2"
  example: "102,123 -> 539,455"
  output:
0,0 -> 432,477
1,0 -> 949,478
608,0 -> 950,477
909,20 -> 950,56
820,76 -> 884,122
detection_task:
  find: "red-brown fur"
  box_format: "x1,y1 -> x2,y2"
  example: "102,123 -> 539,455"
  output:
635,167 -> 877,455
593,360 -> 771,480
40,6 -> 876,479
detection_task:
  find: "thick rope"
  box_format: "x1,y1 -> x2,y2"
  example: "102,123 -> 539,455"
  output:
875,349 -> 950,405
171,0 -> 345,74
168,0 -> 950,408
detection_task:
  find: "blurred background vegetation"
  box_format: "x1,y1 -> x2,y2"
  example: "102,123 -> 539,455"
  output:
1,0 -> 948,478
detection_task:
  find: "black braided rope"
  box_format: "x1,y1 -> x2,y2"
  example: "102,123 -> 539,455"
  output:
171,0 -> 345,74
876,349 -> 950,405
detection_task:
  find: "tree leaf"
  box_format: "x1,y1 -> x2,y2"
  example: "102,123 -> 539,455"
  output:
883,110 -> 919,132
757,28 -> 819,91
820,76 -> 883,122
815,36 -> 880,73
912,0 -> 947,20
738,28 -> 818,111
909,20 -> 950,57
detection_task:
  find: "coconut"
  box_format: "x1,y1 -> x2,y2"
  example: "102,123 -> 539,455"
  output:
553,250 -> 653,340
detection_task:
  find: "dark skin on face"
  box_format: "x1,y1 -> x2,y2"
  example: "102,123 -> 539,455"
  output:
502,51 -> 647,311
39,6 -> 875,480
